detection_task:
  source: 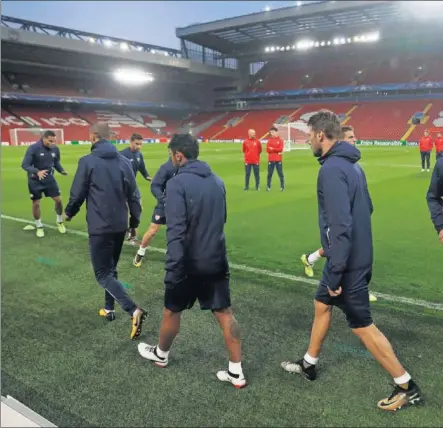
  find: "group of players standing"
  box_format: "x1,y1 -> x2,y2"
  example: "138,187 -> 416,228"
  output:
20,112 -> 443,412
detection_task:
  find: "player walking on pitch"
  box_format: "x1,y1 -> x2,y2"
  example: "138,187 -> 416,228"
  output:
282,111 -> 421,411
138,134 -> 246,389
65,123 -> 147,340
266,125 -> 285,191
133,156 -> 177,267
120,133 -> 152,243
434,132 -> 443,161
21,130 -> 68,238
300,125 -> 377,302
426,155 -> 443,244
243,128 -> 262,191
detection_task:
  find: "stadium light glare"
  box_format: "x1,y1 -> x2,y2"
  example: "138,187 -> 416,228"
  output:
270,46 -> 275,52
88,37 -> 95,43
136,46 -> 143,52
296,39 -> 314,50
327,40 -> 331,45
340,38 -> 346,45
103,39 -> 113,47
265,47 -> 270,52
320,41 -> 325,46
333,38 -> 340,45
347,38 -> 351,43
314,41 -> 319,47
152,49 -> 156,54
264,5 -> 271,11
296,1 -> 302,6
120,42 -> 129,51
113,68 -> 154,86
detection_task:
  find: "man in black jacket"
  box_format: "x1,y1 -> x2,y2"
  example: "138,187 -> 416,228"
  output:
21,130 -> 68,238
65,123 -> 146,340
133,157 -> 177,267
427,157 -> 443,244
281,111 -> 421,411
120,133 -> 152,243
137,134 -> 246,389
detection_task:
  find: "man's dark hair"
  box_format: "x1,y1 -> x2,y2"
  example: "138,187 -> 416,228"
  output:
168,134 -> 199,160
270,126 -> 278,132
42,130 -> 56,139
341,125 -> 354,134
307,110 -> 341,140
131,133 -> 143,141
90,122 -> 112,140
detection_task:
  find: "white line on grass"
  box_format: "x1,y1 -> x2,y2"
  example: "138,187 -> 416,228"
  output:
2,214 -> 443,312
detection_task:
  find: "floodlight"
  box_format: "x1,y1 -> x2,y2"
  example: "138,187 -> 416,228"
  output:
103,39 -> 113,47
113,68 -> 154,86
333,38 -> 340,45
296,1 -> 302,6
88,37 -> 95,43
347,38 -> 351,43
264,5 -> 271,11
320,41 -> 325,46
327,40 -> 331,45
270,46 -> 276,52
120,42 -> 129,51
314,41 -> 319,47
265,47 -> 270,52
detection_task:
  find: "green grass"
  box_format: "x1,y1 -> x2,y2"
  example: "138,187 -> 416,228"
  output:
1,144 -> 442,427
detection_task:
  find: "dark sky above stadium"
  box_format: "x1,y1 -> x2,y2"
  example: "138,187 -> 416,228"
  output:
3,1 -> 295,48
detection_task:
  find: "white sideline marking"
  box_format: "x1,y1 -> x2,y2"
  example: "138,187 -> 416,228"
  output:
2,214 -> 443,312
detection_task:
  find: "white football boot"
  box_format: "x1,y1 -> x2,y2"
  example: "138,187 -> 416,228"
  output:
137,343 -> 168,367
216,370 -> 247,389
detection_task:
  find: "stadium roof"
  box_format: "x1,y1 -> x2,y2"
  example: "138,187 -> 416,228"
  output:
1,16 -> 238,85
176,0 -> 440,59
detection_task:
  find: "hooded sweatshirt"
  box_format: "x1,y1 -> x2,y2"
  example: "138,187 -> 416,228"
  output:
164,160 -> 228,285
317,141 -> 374,291
65,140 -> 141,235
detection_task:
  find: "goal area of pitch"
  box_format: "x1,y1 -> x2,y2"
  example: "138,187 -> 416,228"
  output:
9,128 -> 65,146
274,121 -> 310,151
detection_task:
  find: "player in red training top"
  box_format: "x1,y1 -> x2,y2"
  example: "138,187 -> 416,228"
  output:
242,129 -> 262,191
419,129 -> 433,172
435,132 -> 443,161
266,126 -> 285,191
300,124 -> 377,302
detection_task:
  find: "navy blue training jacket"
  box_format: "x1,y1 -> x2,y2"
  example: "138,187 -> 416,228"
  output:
21,140 -> 65,180
164,160 -> 228,285
426,157 -> 443,234
120,147 -> 150,180
65,140 -> 141,235
317,141 -> 374,291
150,159 -> 177,213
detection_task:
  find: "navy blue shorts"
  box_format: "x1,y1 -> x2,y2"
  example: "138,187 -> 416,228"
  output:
164,273 -> 231,313
315,263 -> 373,329
28,178 -> 60,201
151,206 -> 166,225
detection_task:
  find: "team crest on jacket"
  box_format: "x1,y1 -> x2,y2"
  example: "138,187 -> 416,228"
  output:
155,215 -> 161,220
51,153 -> 56,158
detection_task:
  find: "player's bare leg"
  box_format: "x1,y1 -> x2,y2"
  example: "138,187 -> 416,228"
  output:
133,223 -> 162,267
53,196 -> 66,234
32,200 -> 44,237
137,308 -> 181,367
214,308 -> 247,388
281,300 -> 330,380
353,325 -> 421,410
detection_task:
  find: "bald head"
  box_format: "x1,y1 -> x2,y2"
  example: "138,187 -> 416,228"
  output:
90,122 -> 112,142
248,129 -> 256,139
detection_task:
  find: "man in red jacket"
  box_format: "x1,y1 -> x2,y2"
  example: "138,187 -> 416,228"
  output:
419,129 -> 433,172
435,131 -> 443,160
266,126 -> 285,191
242,129 -> 262,190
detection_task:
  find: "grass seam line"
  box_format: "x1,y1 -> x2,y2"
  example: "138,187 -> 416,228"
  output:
2,213 -> 442,312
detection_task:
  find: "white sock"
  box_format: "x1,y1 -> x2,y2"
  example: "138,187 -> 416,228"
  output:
35,219 -> 43,228
156,346 -> 169,359
394,372 -> 411,386
308,250 -> 322,265
304,352 -> 318,366
56,214 -> 63,223
138,246 -> 147,256
228,361 -> 243,376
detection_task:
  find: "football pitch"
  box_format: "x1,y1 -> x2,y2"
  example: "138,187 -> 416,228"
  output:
1,143 -> 442,427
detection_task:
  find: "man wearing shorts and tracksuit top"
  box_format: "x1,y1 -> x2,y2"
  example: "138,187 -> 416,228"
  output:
137,134 -> 246,389
133,157 -> 177,267
281,110 -> 421,412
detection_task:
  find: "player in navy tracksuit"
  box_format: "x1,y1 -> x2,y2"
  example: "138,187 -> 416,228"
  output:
65,123 -> 146,340
426,156 -> 443,244
281,111 -> 421,411
133,157 -> 177,267
137,134 -> 246,389
21,130 -> 68,238
120,133 -> 152,243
